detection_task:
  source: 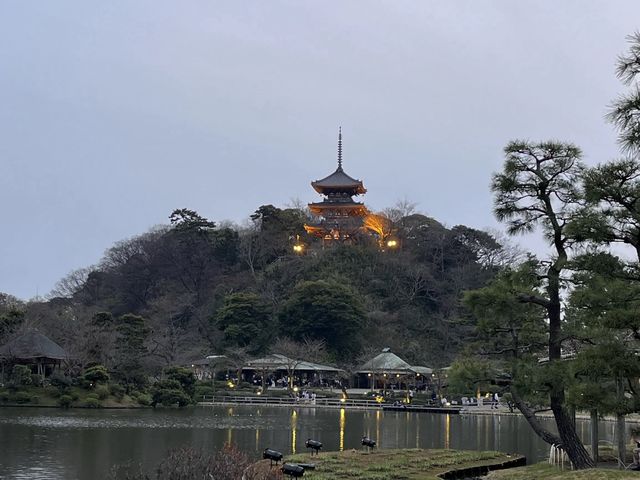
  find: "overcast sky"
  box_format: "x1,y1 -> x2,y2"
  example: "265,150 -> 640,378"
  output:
1,1 -> 638,300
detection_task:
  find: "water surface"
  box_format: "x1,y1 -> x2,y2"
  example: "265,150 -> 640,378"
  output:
0,406 -> 624,479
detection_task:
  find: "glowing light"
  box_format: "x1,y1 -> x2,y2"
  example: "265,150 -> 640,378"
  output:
387,239 -> 398,248
293,386 -> 299,392
339,408 -> 346,451
445,414 -> 451,449
367,373 -> 372,377
293,244 -> 304,253
396,374 -> 400,378
227,381 -> 235,388
291,410 -> 298,453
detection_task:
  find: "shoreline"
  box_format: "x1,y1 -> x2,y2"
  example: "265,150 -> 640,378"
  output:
198,398 -> 640,424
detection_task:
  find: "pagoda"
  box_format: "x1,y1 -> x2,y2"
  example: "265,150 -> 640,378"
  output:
304,129 -> 370,244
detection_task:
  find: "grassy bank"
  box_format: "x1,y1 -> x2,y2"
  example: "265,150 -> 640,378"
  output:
283,448 -> 520,480
487,463 -> 640,479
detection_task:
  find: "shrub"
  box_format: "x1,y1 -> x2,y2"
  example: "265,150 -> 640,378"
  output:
109,384 -> 125,400
30,374 -> 42,387
70,391 -> 80,401
58,395 -> 73,408
194,385 -> 214,399
165,367 -> 196,396
95,385 -> 110,400
0,391 -> 9,402
84,397 -> 101,408
136,393 -> 152,406
11,365 -> 32,386
13,392 -> 31,404
108,445 -> 275,480
82,365 -> 110,384
152,388 -> 192,407
30,395 -> 40,404
49,372 -> 72,388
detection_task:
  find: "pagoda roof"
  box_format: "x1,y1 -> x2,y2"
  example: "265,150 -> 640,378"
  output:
311,166 -> 366,195
308,200 -> 365,208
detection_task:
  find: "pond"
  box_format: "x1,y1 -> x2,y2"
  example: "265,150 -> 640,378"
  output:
0,406 -> 625,479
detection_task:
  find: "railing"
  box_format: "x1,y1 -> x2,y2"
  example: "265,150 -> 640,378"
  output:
199,395 -> 380,408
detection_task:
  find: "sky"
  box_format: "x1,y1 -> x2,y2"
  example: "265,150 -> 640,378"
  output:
1,1 -> 639,300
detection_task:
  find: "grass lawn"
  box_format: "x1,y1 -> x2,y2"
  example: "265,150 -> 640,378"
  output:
285,448 -> 519,480
488,463 -> 640,479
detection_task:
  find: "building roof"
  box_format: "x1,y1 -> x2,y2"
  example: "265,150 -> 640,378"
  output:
0,331 -> 68,361
310,129 -> 366,195
357,348 -> 432,375
311,167 -> 366,195
243,354 -> 342,373
189,355 -> 227,367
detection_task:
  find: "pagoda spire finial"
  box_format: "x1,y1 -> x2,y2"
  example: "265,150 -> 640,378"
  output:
337,126 -> 343,170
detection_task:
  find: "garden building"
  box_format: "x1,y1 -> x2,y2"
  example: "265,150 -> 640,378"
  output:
242,354 -> 343,388
356,347 -> 433,391
0,330 -> 68,381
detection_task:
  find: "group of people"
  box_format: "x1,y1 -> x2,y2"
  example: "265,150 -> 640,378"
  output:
295,390 -> 317,403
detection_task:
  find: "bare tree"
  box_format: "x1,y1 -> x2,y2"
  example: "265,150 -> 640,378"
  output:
224,346 -> 250,385
271,337 -> 326,391
383,198 -> 418,223
48,267 -> 94,299
363,212 -> 395,246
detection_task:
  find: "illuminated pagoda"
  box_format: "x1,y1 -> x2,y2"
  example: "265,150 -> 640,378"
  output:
304,129 -> 370,244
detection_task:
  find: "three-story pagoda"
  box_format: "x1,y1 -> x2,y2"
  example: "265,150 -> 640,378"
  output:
304,129 -> 370,244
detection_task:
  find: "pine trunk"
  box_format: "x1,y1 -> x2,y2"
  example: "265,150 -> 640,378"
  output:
511,388 -> 561,446
548,267 -> 594,469
617,413 -> 626,468
590,410 -> 598,464
550,392 -> 594,468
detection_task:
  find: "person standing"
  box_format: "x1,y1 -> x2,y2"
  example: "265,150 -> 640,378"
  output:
492,392 -> 500,410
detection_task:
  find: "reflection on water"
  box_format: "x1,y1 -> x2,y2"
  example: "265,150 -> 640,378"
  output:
0,406 -> 631,480
339,408 -> 345,451
291,410 -> 297,454
445,413 -> 450,449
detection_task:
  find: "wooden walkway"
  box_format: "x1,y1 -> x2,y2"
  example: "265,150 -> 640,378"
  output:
198,395 -> 380,409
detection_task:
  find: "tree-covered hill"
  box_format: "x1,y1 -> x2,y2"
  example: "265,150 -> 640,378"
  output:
0,204 -> 512,376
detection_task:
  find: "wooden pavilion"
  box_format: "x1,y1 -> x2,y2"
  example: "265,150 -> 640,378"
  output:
356,347 -> 433,390
0,330 -> 68,381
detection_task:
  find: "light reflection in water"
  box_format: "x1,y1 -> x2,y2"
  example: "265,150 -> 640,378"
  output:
339,408 -> 345,451
291,410 -> 297,454
255,428 -> 260,451
376,410 -> 381,447
444,414 -> 450,449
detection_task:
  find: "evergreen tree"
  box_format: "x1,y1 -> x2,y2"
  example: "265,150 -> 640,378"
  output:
490,140 -> 594,468
279,279 -> 365,359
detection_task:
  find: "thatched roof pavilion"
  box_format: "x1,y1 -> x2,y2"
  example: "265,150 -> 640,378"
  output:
0,331 -> 68,379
